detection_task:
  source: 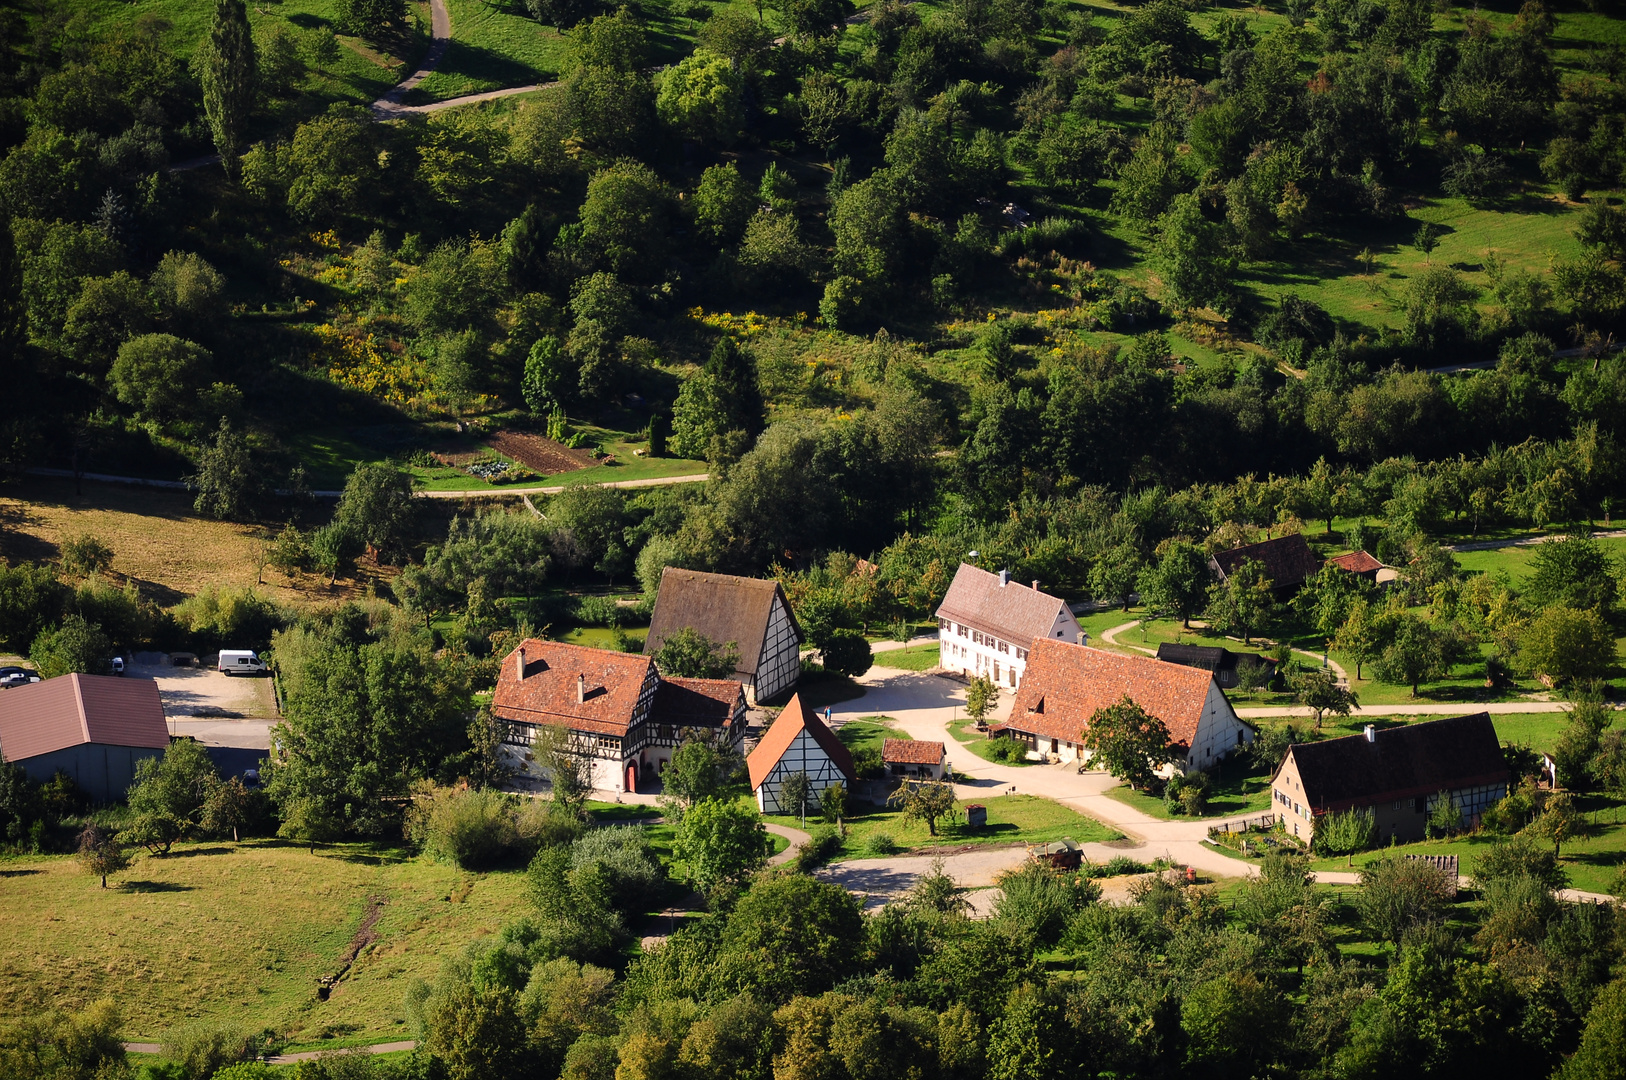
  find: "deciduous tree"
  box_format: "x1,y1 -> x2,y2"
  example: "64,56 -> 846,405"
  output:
674,796 -> 768,891
1081,695 -> 1177,791
654,628 -> 740,679
889,778 -> 956,836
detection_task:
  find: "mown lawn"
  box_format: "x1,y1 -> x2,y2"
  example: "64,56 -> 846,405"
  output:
835,717 -> 906,755
0,839 -> 530,1042
947,717 -> 1035,767
1103,755 -> 1276,820
408,0 -> 567,102
766,794 -> 1120,862
871,643 -> 940,671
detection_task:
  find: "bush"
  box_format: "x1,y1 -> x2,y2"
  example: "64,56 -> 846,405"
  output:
1084,855 -> 1152,878
407,785 -> 535,870
160,1019 -> 254,1080
574,594 -> 627,627
794,823 -> 842,871
993,861 -> 1102,944
173,586 -> 286,652
986,736 -> 1028,764
568,824 -> 666,912
864,832 -> 896,856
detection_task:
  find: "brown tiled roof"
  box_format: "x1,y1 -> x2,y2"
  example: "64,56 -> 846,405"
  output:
883,738 -> 944,765
1005,640 -> 1218,749
1211,534 -> 1321,590
747,693 -> 855,788
1285,713 -> 1509,813
644,569 -> 802,680
1327,550 -> 1384,574
0,674 -> 169,762
935,564 -> 1073,646
491,639 -> 655,737
654,677 -> 743,728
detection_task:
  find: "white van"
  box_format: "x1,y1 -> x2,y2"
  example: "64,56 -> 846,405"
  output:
218,650 -> 266,675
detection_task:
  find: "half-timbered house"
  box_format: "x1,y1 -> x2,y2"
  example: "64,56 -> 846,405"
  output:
747,693 -> 856,813
645,568 -> 804,704
1272,714 -> 1508,845
492,639 -> 747,793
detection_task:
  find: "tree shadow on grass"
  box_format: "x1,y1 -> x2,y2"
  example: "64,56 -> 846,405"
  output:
0,868 -> 42,878
408,41 -> 549,100
161,846 -> 235,859
120,881 -> 195,892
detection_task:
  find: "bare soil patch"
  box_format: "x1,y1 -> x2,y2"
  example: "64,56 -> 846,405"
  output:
485,429 -> 596,474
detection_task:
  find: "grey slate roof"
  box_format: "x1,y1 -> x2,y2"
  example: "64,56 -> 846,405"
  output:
644,568 -> 803,680
935,564 -> 1072,646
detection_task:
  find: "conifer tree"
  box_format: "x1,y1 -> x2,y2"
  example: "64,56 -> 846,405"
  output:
199,0 -> 258,179
703,337 -> 765,436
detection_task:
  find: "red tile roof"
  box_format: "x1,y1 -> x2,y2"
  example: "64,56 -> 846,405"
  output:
1005,640 -> 1218,749
883,738 -> 944,765
0,674 -> 168,762
1211,534 -> 1322,590
936,564 -> 1074,646
747,693 -> 855,788
1327,550 -> 1384,574
491,639 -> 656,737
654,677 -> 744,728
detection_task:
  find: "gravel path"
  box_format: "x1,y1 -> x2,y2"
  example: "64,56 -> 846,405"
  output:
1444,528 -> 1626,552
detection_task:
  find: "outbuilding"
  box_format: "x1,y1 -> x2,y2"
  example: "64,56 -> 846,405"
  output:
882,738 -> 947,780
0,674 -> 170,801
747,694 -> 856,814
1209,534 -> 1323,594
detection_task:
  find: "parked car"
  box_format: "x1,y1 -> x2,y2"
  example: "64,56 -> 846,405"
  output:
0,666 -> 40,688
110,657 -> 124,675
242,769 -> 260,788
218,650 -> 267,675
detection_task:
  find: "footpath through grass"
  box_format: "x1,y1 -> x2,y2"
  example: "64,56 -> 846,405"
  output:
767,793 -> 1120,862
0,839 -> 529,1042
409,0 -> 566,102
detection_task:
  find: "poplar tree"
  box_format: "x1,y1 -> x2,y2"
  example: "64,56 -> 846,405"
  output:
200,0 -> 258,179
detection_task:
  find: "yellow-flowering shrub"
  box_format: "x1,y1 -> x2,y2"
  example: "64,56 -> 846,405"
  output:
313,325 -> 433,409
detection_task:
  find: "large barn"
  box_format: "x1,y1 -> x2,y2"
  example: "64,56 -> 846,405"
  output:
644,568 -> 804,705
998,640 -> 1254,772
747,694 -> 855,814
491,639 -> 746,794
0,674 -> 170,801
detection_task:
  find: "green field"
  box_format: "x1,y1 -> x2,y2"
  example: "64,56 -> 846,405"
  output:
0,840 -> 528,1042
871,643 -> 941,671
767,793 -> 1120,861
1453,536 -> 1626,583
835,716 -> 906,756
408,0 -> 568,103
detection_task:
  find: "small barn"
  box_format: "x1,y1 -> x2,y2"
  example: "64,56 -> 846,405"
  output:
1209,534 -> 1323,594
1154,643 -> 1276,690
1273,714 -> 1509,845
645,568 -> 804,705
882,739 -> 947,780
0,674 -> 170,802
748,694 -> 856,814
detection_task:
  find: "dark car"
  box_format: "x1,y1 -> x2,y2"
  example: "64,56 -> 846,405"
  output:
0,666 -> 40,688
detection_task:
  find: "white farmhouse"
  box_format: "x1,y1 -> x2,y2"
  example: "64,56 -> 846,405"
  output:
645,568 -> 804,705
935,564 -> 1082,690
747,694 -> 856,814
999,639 -> 1254,773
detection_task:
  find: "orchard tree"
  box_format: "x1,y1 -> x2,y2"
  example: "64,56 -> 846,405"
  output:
820,629 -> 872,678
1355,855 -> 1455,950
779,770 -> 813,822
965,674 -> 996,724
1090,543 -> 1144,612
125,739 -> 221,855
110,334 -> 212,426
1152,193 -> 1237,311
1081,695 -> 1177,791
1372,612 -> 1450,697
1205,559 -> 1277,644
333,462 -> 417,563
522,336 -> 570,416
661,737 -> 745,811
1526,533 -> 1619,611
1137,541 -> 1210,627
335,0 -> 406,36
1288,665 -> 1359,729
188,419 -> 259,520
198,0 -> 257,178
76,824 -> 131,888
1332,599 -> 1380,680
693,162 -> 757,244
888,778 -> 957,836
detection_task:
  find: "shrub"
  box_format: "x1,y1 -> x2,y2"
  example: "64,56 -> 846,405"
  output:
173,586 -> 286,652
794,824 -> 842,871
1314,807 -> 1376,858
1085,855 -> 1151,878
574,594 -> 626,627
569,824 -> 666,912
407,785 -> 531,870
160,1019 -> 254,1080
994,861 -> 1102,944
986,736 -> 1028,764
864,832 -> 896,856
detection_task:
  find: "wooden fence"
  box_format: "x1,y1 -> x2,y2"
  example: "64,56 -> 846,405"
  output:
1208,812 -> 1277,838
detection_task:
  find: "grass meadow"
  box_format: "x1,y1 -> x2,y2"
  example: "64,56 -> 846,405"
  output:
765,793 -> 1121,861
0,839 -> 529,1043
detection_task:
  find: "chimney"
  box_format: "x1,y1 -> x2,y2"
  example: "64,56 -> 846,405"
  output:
1031,579 -> 1040,591
1364,725 -> 1376,743
577,673 -> 586,705
999,569 -> 1010,587
515,646 -> 526,682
